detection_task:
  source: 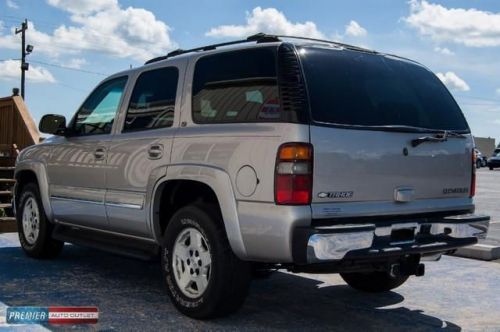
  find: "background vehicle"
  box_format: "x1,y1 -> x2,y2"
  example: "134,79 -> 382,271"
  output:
488,148 -> 500,170
475,149 -> 487,168
13,34 -> 489,319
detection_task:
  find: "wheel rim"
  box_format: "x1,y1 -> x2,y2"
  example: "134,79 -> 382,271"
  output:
22,197 -> 40,245
172,227 -> 212,298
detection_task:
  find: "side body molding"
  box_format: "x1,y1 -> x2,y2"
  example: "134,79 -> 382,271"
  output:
14,161 -> 53,221
151,164 -> 247,259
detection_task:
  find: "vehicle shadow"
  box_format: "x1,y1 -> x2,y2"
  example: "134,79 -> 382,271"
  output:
0,245 -> 461,331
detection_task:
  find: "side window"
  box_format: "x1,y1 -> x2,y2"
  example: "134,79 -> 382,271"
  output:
72,76 -> 127,136
192,47 -> 280,124
124,67 -> 179,132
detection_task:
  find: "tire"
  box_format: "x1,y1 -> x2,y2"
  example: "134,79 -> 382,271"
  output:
490,166 -> 494,170
340,271 -> 409,293
17,183 -> 64,259
161,203 -> 251,319
476,161 -> 481,169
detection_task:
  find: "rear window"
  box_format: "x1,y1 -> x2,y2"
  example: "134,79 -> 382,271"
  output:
192,48 -> 281,124
299,46 -> 469,131
124,67 -> 178,132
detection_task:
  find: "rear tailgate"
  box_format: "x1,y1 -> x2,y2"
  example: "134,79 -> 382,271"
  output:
311,126 -> 474,205
298,44 -> 474,218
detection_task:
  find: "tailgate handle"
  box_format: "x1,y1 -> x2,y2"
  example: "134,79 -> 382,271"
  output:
394,188 -> 415,203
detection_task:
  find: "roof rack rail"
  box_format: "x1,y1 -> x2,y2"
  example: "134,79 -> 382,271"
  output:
144,33 -> 281,65
271,34 -> 378,54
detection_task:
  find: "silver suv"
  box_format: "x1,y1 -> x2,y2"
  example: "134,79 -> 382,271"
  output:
13,34 -> 489,319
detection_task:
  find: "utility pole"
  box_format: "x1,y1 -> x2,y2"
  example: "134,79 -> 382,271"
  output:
15,19 -> 33,100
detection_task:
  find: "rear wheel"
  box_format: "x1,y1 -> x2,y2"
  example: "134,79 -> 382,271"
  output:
340,271 -> 409,293
17,183 -> 63,259
161,204 -> 251,319
490,166 -> 494,170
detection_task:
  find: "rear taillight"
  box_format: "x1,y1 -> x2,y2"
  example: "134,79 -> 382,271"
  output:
275,143 -> 313,205
470,150 -> 476,197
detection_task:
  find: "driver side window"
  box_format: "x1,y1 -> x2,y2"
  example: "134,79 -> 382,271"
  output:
72,76 -> 128,136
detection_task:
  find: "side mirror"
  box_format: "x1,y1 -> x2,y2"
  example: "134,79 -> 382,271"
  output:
39,114 -> 67,135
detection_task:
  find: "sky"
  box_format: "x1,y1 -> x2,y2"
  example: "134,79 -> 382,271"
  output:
1,0 -> 500,142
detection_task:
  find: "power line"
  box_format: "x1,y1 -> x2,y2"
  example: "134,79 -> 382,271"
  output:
1,58 -> 109,77
29,60 -> 108,76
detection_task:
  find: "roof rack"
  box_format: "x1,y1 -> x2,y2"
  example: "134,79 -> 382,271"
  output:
144,33 -> 280,65
143,32 -> 385,65
271,34 -> 378,54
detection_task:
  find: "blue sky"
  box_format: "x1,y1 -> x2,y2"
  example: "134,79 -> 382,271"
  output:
1,0 -> 500,141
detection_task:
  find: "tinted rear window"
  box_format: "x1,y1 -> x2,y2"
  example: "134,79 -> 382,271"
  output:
300,47 -> 469,131
192,48 -> 281,123
124,67 -> 178,132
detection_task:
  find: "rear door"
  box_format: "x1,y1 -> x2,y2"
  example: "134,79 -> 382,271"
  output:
298,46 -> 474,216
105,62 -> 184,237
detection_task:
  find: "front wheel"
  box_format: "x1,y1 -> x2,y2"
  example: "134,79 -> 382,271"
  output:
161,204 -> 251,319
17,183 -> 64,259
340,271 -> 409,293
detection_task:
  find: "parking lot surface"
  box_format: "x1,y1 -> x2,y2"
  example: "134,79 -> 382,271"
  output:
0,169 -> 499,331
0,234 -> 499,332
475,168 -> 500,248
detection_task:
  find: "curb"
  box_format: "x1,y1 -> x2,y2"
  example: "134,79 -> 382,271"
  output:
453,243 -> 500,261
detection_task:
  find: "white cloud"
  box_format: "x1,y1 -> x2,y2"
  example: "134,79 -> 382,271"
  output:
0,1 -> 176,61
64,58 -> 87,69
206,7 -> 324,39
345,20 -> 367,37
47,0 -> 117,14
0,60 -> 56,83
434,46 -> 454,55
6,0 -> 18,9
496,88 -> 500,96
405,0 -> 500,47
436,71 -> 470,91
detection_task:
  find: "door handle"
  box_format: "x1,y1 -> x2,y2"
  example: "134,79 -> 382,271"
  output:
148,144 -> 163,159
94,148 -> 106,160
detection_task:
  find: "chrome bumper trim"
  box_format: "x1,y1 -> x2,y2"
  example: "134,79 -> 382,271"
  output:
308,230 -> 374,261
306,215 -> 489,263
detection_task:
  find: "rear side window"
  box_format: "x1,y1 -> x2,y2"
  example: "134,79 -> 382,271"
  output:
124,67 -> 179,132
192,48 -> 281,123
300,47 -> 469,131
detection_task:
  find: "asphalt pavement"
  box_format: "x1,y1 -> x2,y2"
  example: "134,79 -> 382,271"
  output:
0,232 -> 499,331
475,168 -> 500,246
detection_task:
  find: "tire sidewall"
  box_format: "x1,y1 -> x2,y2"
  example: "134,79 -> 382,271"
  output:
161,206 -> 226,317
17,183 -> 49,254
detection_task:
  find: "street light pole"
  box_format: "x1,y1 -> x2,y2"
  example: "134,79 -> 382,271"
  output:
15,19 -> 28,100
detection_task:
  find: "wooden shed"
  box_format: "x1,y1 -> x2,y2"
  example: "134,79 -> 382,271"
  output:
0,95 -> 40,167
0,95 -> 40,232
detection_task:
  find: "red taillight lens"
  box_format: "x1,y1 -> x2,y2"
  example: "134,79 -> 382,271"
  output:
275,143 -> 313,205
470,150 -> 476,197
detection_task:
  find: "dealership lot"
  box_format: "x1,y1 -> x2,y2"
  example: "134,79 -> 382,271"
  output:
0,169 -> 499,331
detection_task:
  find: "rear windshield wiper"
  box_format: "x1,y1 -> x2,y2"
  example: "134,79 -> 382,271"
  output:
411,131 -> 467,147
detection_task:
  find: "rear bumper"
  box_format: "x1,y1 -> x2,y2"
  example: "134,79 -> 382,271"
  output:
292,214 -> 489,264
